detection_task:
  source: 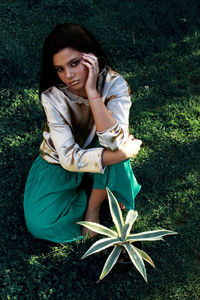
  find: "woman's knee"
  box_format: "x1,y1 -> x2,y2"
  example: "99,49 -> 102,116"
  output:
25,212 -> 48,239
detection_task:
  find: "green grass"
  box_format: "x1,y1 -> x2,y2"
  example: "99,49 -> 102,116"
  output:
0,0 -> 200,299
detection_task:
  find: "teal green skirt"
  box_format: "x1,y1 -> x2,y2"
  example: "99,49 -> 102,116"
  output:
24,156 -> 141,243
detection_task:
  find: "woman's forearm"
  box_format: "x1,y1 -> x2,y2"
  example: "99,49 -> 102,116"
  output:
88,90 -> 116,132
102,149 -> 127,167
102,136 -> 143,167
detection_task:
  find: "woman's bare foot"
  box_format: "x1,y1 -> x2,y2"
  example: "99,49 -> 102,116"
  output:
119,202 -> 125,210
82,208 -> 100,238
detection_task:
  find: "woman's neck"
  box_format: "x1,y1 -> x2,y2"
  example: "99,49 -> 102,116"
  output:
68,87 -> 87,99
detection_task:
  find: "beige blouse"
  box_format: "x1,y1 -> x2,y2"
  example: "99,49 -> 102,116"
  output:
39,67 -> 132,174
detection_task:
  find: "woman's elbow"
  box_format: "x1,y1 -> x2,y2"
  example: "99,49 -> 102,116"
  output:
99,131 -> 128,151
59,151 -> 78,172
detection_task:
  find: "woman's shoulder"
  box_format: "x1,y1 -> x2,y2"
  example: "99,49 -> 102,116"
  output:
41,86 -> 61,97
40,86 -> 67,109
41,86 -> 67,102
105,67 -> 131,97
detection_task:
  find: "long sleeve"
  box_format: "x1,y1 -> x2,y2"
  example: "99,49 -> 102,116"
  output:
40,90 -> 105,173
97,75 -> 131,151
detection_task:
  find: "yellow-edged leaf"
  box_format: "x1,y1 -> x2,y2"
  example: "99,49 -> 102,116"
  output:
127,229 -> 178,242
123,243 -> 147,282
106,188 -> 124,236
128,236 -> 164,242
98,246 -> 123,282
121,224 -> 129,242
77,221 -> 118,237
133,246 -> 155,268
125,210 -> 138,238
81,237 -> 121,259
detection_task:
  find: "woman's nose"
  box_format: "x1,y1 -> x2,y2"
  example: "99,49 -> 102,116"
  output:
64,68 -> 74,79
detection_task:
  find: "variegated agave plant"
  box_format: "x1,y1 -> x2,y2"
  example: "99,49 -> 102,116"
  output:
78,188 -> 178,283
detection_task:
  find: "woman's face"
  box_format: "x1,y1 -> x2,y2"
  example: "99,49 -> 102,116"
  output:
53,47 -> 89,96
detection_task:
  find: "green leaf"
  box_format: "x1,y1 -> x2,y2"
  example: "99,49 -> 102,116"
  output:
121,223 -> 129,241
77,221 -> 118,237
98,245 -> 123,282
128,236 -> 164,242
127,229 -> 178,242
106,188 -> 124,236
133,246 -> 155,268
124,210 -> 138,238
123,243 -> 147,282
81,237 -> 121,259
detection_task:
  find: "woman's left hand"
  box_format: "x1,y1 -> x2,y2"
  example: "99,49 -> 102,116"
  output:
81,53 -> 99,95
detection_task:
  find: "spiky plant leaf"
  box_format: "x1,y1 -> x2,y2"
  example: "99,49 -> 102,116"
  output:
81,237 -> 121,259
77,221 -> 118,237
106,188 -> 124,236
121,224 -> 129,241
128,236 -> 164,242
133,246 -> 155,268
124,210 -> 138,238
98,246 -> 123,282
127,229 -> 178,242
123,243 -> 147,282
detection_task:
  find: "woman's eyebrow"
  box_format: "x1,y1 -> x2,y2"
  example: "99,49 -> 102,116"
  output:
68,57 -> 80,63
54,57 -> 80,67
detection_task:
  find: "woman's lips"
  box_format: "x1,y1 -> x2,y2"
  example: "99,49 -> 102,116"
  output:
70,80 -> 79,85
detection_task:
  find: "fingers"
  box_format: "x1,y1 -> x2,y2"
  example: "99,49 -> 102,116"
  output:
128,135 -> 142,146
82,53 -> 98,61
81,60 -> 93,69
132,140 -> 142,156
135,139 -> 142,146
130,138 -> 142,154
129,135 -> 142,146
121,136 -> 142,158
82,53 -> 99,71
82,53 -> 98,64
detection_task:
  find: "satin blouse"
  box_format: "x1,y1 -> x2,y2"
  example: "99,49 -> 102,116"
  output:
39,67 -> 132,174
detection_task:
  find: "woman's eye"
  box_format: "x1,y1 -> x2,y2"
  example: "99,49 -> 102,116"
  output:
71,60 -> 80,67
56,67 -> 63,73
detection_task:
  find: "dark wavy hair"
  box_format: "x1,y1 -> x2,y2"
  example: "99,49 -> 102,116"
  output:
39,23 -> 110,96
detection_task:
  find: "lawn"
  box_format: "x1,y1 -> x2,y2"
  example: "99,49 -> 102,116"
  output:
0,0 -> 200,299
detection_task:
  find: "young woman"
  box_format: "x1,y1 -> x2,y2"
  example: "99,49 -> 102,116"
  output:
23,23 -> 142,243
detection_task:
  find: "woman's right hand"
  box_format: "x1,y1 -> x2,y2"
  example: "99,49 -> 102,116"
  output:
102,135 -> 142,167
120,135 -> 142,158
